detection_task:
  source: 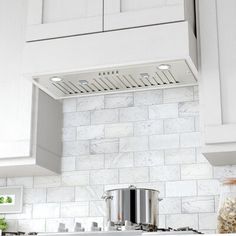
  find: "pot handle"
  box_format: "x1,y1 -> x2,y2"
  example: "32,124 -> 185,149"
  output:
158,198 -> 163,201
101,193 -> 113,201
129,185 -> 136,189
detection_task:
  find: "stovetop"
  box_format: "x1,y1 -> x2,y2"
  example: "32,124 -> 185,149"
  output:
3,232 -> 37,236
152,228 -> 202,234
2,227 -> 203,236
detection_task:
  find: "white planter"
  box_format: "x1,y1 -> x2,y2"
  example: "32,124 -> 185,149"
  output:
0,229 -> 2,236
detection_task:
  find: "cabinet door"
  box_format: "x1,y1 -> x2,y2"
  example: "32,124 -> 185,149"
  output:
0,81 -> 33,159
0,0 -> 32,158
26,0 -> 103,41
104,0 -> 194,31
198,0 -> 236,165
199,0 -> 236,145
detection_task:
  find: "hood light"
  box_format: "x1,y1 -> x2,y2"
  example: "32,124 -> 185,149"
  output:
79,80 -> 89,85
50,76 -> 62,82
158,64 -> 171,70
140,73 -> 149,79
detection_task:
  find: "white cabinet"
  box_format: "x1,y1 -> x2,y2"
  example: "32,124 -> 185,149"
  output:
0,0 -> 32,159
0,87 -> 62,177
26,0 -> 195,42
0,0 -> 62,176
198,0 -> 236,165
0,79 -> 32,159
104,0 -> 195,31
26,0 -> 103,41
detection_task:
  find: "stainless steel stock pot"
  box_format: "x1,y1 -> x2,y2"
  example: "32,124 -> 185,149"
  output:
102,185 -> 161,228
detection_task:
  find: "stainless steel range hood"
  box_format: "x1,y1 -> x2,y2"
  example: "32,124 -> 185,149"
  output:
23,22 -> 198,99
33,60 -> 196,98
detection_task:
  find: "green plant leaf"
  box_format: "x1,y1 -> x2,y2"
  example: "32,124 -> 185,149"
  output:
0,218 -> 8,231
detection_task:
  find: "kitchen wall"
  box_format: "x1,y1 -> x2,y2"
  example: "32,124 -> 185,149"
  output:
1,86 -> 236,233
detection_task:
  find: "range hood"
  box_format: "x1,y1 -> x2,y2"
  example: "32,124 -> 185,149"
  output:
23,22 -> 198,99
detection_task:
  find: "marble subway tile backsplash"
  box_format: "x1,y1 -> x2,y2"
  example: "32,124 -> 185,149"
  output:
2,86 -> 236,233
182,196 -> 215,213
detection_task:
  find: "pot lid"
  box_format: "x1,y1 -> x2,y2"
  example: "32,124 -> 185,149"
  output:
105,185 -> 160,193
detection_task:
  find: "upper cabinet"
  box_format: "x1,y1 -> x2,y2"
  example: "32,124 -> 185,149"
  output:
0,0 -> 62,176
23,0 -> 197,76
0,86 -> 62,177
104,0 -> 195,31
0,0 -> 32,158
198,0 -> 236,165
26,0 -> 195,42
26,0 -> 103,41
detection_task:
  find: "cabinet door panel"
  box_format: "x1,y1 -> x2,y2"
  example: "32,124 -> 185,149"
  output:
0,72 -> 32,159
198,0 -> 236,165
216,0 -> 236,124
0,0 -> 32,158
43,0 -> 101,23
199,0 -> 236,142
104,0 -> 189,31
26,0 -> 103,41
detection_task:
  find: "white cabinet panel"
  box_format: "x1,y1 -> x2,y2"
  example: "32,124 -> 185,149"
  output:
0,0 -> 32,158
26,0 -> 103,41
216,0 -> 236,124
43,0 -> 101,23
198,0 -> 236,165
104,0 -> 195,31
0,0 -> 62,176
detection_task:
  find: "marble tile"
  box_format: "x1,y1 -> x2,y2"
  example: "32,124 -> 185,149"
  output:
120,136 -> 149,152
134,90 -> 162,106
182,196 -> 215,213
120,107 -> 148,122
105,93 -> 133,108
77,96 -> 104,111
119,167 -> 149,183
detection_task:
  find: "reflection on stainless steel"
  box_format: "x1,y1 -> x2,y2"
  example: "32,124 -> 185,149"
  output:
102,185 -> 160,229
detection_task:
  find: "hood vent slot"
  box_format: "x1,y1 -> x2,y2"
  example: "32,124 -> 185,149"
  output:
51,73 -> 180,96
33,60 -> 197,99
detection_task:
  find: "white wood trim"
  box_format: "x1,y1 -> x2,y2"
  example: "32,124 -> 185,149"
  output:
26,16 -> 103,41
104,4 -> 185,31
27,0 -> 43,25
202,143 -> 236,166
198,0 -> 222,126
205,124 -> 236,144
0,162 -> 58,177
